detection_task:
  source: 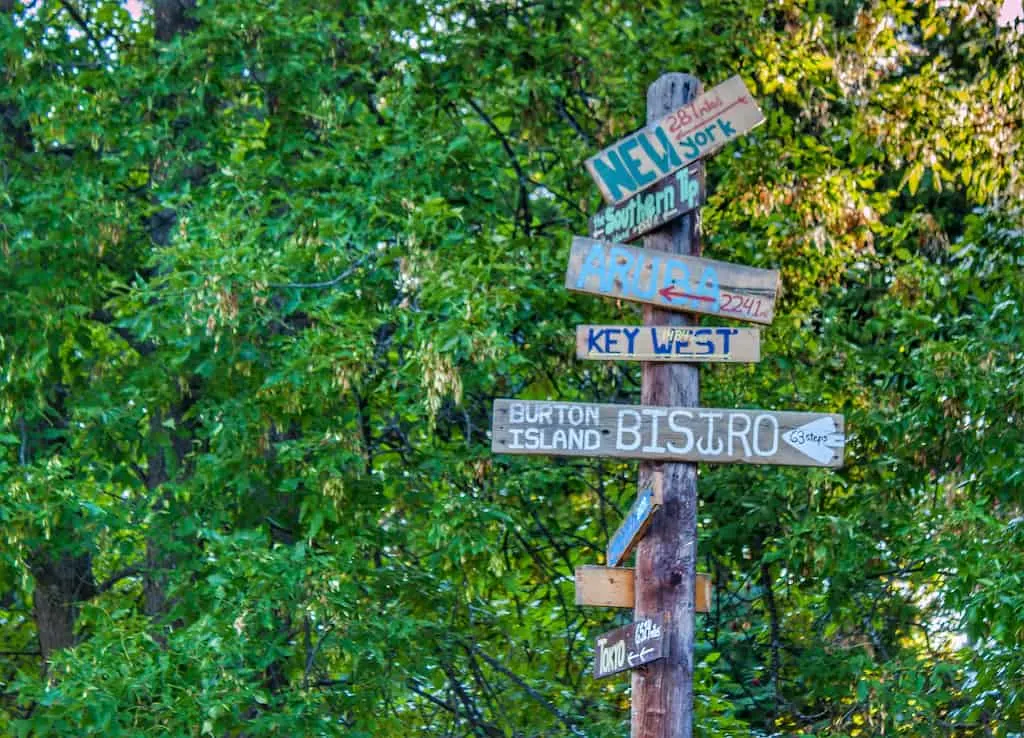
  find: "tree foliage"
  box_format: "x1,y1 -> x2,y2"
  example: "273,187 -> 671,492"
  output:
1,0 -> 1022,735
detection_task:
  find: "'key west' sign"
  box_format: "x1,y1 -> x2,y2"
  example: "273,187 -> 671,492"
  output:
585,75 -> 764,204
576,325 -> 760,363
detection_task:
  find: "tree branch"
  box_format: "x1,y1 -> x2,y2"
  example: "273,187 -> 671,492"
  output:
465,97 -> 532,237
56,0 -> 106,58
760,561 -> 783,725
95,566 -> 142,595
268,254 -> 369,289
463,641 -> 585,735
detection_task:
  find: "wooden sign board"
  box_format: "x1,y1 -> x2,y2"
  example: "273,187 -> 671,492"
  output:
607,476 -> 663,567
576,325 -> 760,363
585,75 -> 765,204
588,164 -> 705,244
565,237 -> 780,325
575,566 -> 711,612
492,399 -> 845,468
594,613 -> 668,678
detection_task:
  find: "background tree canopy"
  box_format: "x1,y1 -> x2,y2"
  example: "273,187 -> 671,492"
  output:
1,0 -> 1022,735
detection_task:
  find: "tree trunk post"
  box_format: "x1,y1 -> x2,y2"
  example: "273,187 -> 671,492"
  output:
631,72 -> 703,738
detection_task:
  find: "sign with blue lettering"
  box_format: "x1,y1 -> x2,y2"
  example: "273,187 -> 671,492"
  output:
584,75 -> 764,205
575,325 -> 760,362
607,478 -> 663,567
564,237 -> 780,325
589,164 -> 705,244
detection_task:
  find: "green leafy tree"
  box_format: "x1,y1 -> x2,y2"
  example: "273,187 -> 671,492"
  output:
1,0 -> 1021,736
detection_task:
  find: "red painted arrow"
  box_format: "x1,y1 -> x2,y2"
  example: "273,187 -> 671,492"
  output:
658,285 -> 716,303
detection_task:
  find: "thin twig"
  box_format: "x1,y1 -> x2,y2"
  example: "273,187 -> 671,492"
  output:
465,98 -> 532,237
56,0 -> 107,58
96,566 -> 142,594
557,98 -> 594,144
269,254 -> 369,289
465,642 -> 586,735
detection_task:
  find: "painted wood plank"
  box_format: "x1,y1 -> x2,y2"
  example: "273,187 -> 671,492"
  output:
491,399 -> 845,468
564,237 -> 780,325
593,613 -> 668,678
575,566 -> 711,612
588,164 -> 705,244
607,474 -> 664,567
576,325 -> 760,363
575,565 -> 635,608
585,75 -> 765,204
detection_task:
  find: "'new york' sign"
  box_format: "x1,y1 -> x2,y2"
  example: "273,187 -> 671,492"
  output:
585,75 -> 764,204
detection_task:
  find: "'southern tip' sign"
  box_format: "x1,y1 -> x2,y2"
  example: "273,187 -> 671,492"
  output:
588,164 -> 705,244
491,399 -> 845,468
585,75 -> 764,204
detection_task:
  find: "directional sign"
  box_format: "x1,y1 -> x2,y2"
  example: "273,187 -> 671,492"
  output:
585,75 -> 764,204
589,164 -> 704,244
576,325 -> 760,363
607,476 -> 663,567
593,613 -> 668,679
565,237 -> 780,325
491,399 -> 845,467
575,566 -> 711,612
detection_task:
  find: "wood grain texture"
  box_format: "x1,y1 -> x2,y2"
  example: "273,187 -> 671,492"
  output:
564,236 -> 780,325
584,75 -> 764,204
576,325 -> 760,363
575,566 -> 711,612
575,565 -> 636,607
633,72 -> 703,738
490,399 -> 846,468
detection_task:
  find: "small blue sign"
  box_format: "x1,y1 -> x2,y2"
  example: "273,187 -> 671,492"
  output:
607,486 -> 660,567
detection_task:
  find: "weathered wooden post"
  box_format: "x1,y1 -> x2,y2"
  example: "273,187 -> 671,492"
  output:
632,72 -> 703,738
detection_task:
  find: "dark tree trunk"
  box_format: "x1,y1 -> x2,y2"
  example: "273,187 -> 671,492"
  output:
155,0 -> 198,41
28,551 -> 96,665
141,3 -> 201,620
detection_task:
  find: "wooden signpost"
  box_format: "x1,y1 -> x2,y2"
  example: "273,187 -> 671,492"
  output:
575,566 -> 711,612
589,164 -> 705,244
607,476 -> 664,567
491,399 -> 845,467
488,71 -> 844,738
594,614 -> 669,679
576,325 -> 760,363
585,75 -> 765,204
565,237 -> 780,325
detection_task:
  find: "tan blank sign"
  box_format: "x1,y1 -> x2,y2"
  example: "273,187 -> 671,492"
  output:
575,566 -> 711,612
